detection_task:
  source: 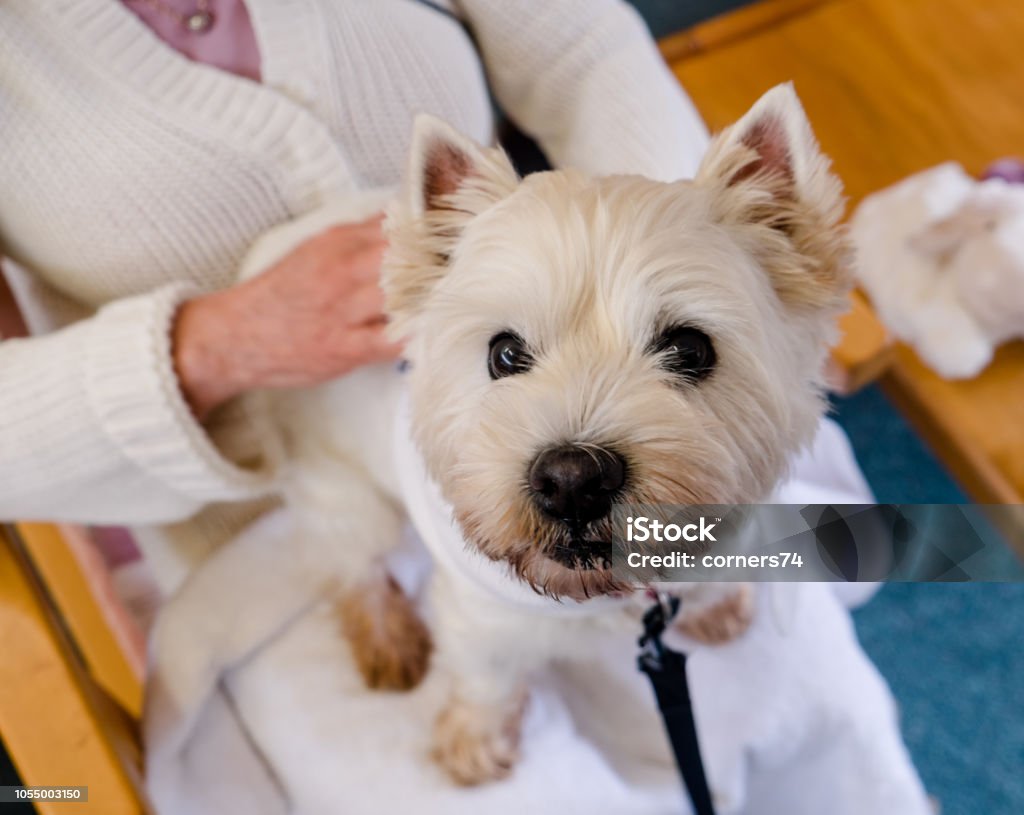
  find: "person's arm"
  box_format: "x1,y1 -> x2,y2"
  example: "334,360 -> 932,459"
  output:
460,0 -> 710,181
0,217 -> 398,526
0,280 -> 265,525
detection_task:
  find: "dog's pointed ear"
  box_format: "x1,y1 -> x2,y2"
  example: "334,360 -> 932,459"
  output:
698,83 -> 813,200
406,115 -> 489,216
697,83 -> 850,310
384,115 -> 519,337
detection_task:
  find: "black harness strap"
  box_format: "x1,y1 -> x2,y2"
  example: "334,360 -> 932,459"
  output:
638,596 -> 717,815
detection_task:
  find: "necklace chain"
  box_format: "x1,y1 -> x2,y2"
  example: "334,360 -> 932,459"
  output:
129,0 -> 215,32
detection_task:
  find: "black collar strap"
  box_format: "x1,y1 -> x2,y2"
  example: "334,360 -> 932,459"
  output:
638,594 -> 717,815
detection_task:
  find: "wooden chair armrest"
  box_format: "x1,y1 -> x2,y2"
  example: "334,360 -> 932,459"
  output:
16,523 -> 145,719
0,526 -> 145,814
659,0 -> 830,63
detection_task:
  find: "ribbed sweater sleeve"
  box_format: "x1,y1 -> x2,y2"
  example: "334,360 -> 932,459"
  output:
460,0 -> 711,181
0,283 -> 273,524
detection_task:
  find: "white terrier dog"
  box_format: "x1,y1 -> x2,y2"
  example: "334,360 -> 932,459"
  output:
239,83 -> 849,785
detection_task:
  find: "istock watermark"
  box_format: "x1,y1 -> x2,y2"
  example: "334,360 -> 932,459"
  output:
624,515 -> 719,544
608,503 -> 1023,584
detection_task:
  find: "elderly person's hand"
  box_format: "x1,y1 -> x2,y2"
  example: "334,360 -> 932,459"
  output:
173,214 -> 400,420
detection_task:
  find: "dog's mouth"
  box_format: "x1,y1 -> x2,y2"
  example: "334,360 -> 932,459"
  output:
512,546 -> 628,602
546,535 -> 612,571
510,518 -> 631,601
453,501 -> 631,602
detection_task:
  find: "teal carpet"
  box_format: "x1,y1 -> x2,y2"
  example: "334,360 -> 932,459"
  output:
830,385 -> 967,504
831,386 -> 1024,814
855,584 -> 1024,815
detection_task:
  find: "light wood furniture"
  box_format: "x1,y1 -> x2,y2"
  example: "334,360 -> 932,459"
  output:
0,526 -> 146,814
663,0 -> 1024,510
16,524 -> 145,719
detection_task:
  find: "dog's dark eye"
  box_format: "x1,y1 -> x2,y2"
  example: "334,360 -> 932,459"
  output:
653,326 -> 716,381
488,332 -> 533,379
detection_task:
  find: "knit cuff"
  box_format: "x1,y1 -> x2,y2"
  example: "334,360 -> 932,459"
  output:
85,284 -> 275,507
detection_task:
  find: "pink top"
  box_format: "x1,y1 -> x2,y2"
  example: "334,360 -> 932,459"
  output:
120,0 -> 261,81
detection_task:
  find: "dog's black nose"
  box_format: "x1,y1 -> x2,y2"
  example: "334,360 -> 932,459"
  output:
528,446 -> 625,526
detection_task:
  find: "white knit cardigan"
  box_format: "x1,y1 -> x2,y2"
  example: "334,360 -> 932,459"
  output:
0,0 -> 709,588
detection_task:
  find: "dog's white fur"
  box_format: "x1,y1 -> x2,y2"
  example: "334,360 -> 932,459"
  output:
239,83 -> 850,785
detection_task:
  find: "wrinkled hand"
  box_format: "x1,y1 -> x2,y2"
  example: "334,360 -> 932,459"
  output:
173,215 -> 401,419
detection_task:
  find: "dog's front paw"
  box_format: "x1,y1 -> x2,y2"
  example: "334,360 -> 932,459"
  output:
433,695 -> 525,786
339,575 -> 433,691
674,583 -> 754,644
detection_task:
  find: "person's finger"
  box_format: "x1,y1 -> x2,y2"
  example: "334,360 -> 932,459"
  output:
357,212 -> 386,229
357,325 -> 404,362
329,212 -> 385,241
339,281 -> 388,323
310,215 -> 385,256
342,240 -> 387,284
333,324 -> 403,368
